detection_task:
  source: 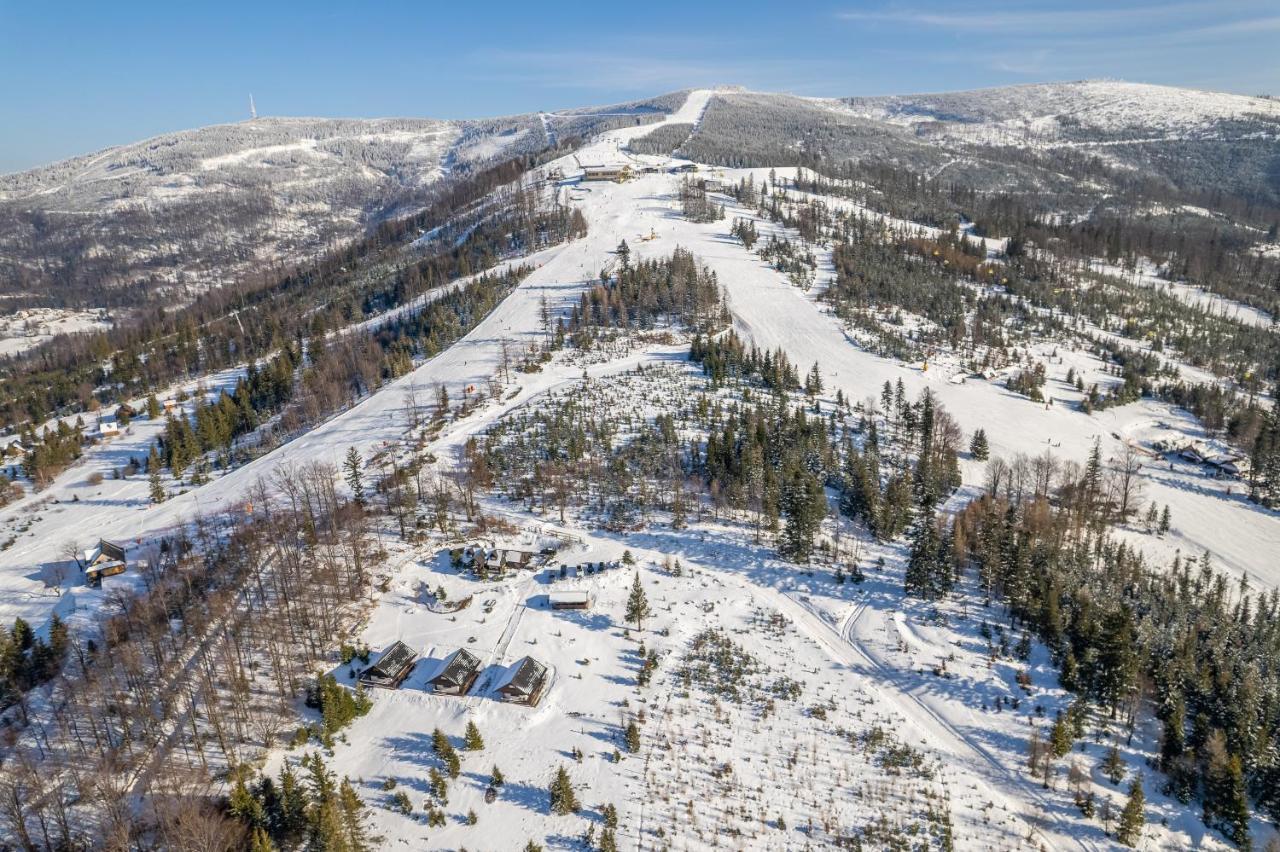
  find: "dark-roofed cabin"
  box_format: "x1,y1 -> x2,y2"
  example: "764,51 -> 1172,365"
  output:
495,656 -> 548,706
83,539 -> 128,587
428,648 -> 481,696
359,640 -> 418,689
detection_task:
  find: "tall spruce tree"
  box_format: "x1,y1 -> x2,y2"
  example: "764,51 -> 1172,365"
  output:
344,446 -> 364,506
625,572 -> 651,631
780,467 -> 825,562
969,427 -> 990,460
549,765 -> 579,815
1116,774 -> 1145,847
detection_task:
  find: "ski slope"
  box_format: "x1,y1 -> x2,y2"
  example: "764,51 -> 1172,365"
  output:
0,91 -> 720,634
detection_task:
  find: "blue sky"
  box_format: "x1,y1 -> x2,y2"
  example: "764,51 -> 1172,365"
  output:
2,0 -> 1278,173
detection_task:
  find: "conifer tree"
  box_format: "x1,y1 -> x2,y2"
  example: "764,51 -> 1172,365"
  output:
625,720 -> 641,753
805,362 -> 823,398
1116,774 -> 1145,846
229,775 -> 267,830
247,827 -> 273,852
1103,743 -> 1126,785
904,515 -> 951,599
344,446 -> 364,506
549,765 -> 579,815
148,447 -> 165,504
338,776 -> 372,851
464,720 -> 485,750
969,427 -> 990,460
780,467 -> 825,562
1049,712 -> 1074,759
625,572 -> 651,630
278,763 -> 308,847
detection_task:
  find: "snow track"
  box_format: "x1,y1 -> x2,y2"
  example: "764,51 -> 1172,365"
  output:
757,587 -> 1099,852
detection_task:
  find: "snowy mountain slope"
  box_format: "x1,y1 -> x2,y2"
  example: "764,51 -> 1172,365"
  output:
2,80 -> 1274,318
0,97 -> 677,310
679,82 -> 1280,216
839,80 -> 1280,142
3,88 -> 1279,850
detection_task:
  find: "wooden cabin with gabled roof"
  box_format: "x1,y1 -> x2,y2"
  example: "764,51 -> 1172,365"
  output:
83,538 -> 127,587
427,648 -> 481,696
359,640 -> 418,689
494,656 -> 548,706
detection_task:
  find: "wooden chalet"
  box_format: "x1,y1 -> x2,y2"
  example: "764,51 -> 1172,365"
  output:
494,656 -> 549,706
428,648 -> 481,695
548,590 -> 593,610
83,539 -> 127,587
359,640 -> 418,689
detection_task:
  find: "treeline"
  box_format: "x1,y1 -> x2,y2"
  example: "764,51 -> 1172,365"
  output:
0,156 -> 580,431
794,161 -> 1280,317
0,616 -> 68,713
928,448 -> 1280,847
147,265 -> 530,492
678,177 -> 725,223
566,247 -> 730,342
839,382 -> 962,550
628,122 -> 695,156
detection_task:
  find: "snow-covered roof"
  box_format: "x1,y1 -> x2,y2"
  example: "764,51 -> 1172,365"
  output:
549,590 -> 591,606
364,640 -> 418,682
495,656 -> 548,698
430,648 -> 481,687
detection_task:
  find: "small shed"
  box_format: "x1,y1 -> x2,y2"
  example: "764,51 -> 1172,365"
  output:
428,648 -> 481,695
549,590 -> 593,611
96,421 -> 120,438
359,640 -> 418,689
495,656 -> 549,706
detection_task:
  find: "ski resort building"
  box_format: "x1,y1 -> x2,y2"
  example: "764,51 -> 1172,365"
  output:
494,656 -> 549,706
359,640 -> 418,689
548,590 -> 593,610
428,648 -> 481,695
83,539 -> 127,587
581,164 -> 631,182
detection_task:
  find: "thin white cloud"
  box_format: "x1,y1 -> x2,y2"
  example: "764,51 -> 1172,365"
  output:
837,2 -> 1274,38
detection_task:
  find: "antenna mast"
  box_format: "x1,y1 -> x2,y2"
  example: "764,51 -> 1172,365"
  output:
249,93 -> 257,120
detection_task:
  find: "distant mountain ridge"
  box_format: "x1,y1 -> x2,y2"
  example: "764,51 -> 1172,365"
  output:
0,92 -> 684,309
2,81 -> 1275,311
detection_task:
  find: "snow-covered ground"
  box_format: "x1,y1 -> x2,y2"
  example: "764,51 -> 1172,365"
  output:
838,80 -> 1280,148
303,345 -> 1245,849
3,89 -> 1278,848
5,85 -> 1277,639
0,307 -> 112,357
